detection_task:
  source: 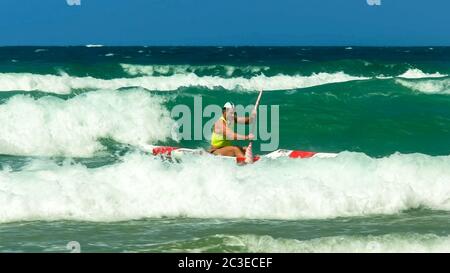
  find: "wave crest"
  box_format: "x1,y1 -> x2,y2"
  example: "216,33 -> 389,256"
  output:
398,68 -> 448,79
223,234 -> 450,253
0,72 -> 368,93
0,90 -> 173,156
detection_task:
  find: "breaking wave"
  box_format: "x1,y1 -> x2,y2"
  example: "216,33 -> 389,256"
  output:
1,152 -> 450,223
0,89 -> 173,157
0,72 -> 368,94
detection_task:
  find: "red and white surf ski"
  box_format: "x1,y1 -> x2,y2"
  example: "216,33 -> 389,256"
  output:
139,144 -> 337,164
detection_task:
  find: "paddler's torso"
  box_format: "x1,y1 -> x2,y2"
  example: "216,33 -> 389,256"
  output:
211,115 -> 234,149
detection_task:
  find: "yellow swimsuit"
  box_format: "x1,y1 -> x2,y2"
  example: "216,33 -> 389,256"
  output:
211,116 -> 233,148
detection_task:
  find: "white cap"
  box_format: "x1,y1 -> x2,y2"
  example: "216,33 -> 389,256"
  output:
223,102 -> 235,109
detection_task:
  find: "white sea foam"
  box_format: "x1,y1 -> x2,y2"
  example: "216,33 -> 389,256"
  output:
398,68 -> 447,79
0,72 -> 369,94
1,152 -> 450,223
375,75 -> 394,79
224,234 -> 450,253
86,44 -> 104,48
395,78 -> 450,94
120,63 -> 270,77
0,89 -> 173,156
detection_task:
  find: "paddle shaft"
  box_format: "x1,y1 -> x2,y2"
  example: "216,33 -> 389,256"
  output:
250,89 -> 263,136
244,89 -> 263,163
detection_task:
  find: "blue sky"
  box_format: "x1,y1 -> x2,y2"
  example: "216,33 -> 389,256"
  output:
0,0 -> 449,46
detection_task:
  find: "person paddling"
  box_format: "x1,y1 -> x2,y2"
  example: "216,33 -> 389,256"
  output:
209,102 -> 256,157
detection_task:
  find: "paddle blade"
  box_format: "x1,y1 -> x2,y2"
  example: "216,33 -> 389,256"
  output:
245,142 -> 254,163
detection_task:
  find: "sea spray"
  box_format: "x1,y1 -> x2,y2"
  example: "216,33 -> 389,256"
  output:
1,152 -> 450,223
0,89 -> 174,156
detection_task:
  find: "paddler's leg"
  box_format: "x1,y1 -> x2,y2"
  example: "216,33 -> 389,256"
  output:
212,146 -> 245,157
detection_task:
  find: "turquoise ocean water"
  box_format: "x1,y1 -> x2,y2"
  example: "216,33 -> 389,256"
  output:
1,46 -> 450,252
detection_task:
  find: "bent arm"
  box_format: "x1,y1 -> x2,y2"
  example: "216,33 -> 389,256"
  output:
224,125 -> 249,140
234,110 -> 256,124
215,120 -> 249,140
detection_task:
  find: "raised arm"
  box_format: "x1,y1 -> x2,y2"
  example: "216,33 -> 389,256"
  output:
215,119 -> 252,140
234,109 -> 257,124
